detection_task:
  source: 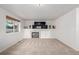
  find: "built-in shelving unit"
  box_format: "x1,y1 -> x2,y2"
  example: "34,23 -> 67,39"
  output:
24,21 -> 56,29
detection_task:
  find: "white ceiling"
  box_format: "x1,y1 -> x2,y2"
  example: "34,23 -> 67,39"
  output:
0,4 -> 79,20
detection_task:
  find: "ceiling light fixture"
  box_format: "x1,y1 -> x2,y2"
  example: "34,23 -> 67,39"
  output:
35,4 -> 44,7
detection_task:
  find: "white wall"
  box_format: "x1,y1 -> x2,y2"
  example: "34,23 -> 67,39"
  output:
54,9 -> 77,50
0,8 -> 23,52
76,8 -> 79,50
23,20 -> 56,39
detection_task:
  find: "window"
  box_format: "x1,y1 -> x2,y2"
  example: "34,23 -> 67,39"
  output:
6,15 -> 20,33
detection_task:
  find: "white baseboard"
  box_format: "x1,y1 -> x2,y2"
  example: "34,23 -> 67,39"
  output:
57,38 -> 79,51
73,48 -> 79,51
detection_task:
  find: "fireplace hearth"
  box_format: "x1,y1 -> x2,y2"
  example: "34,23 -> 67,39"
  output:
32,32 -> 39,38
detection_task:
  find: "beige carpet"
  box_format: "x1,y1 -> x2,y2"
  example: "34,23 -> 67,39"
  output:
0,39 -> 79,55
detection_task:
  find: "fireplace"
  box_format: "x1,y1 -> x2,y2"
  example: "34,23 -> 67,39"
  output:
32,32 -> 39,38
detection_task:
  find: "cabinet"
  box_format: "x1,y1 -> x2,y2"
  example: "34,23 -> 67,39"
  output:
23,29 -> 55,39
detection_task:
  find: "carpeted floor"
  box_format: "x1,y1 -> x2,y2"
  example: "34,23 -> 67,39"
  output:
0,39 -> 79,55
